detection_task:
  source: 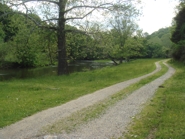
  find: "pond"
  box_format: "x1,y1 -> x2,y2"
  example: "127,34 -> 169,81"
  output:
0,60 -> 114,81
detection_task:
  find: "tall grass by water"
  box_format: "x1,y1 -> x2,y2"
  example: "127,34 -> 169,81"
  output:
0,59 -> 159,128
124,60 -> 185,139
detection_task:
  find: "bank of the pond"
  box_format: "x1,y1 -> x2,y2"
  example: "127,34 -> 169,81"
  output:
0,60 -> 114,81
124,60 -> 185,139
0,59 -> 160,128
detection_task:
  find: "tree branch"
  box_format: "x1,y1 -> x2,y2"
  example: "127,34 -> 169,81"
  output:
65,3 -> 113,13
65,3 -> 114,21
17,0 -> 59,5
42,18 -> 58,22
65,8 -> 96,21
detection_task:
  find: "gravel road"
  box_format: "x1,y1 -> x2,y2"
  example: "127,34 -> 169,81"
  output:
57,62 -> 175,139
0,61 -> 174,139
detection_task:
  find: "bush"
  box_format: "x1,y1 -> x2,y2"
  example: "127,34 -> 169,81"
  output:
171,40 -> 185,62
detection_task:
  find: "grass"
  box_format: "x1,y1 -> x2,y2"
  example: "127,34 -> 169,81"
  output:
0,59 -> 160,128
41,61 -> 168,134
124,60 -> 185,139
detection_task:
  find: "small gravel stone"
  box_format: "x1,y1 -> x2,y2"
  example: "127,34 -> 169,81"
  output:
44,135 -> 57,139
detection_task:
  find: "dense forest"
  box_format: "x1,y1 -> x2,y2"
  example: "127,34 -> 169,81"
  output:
0,0 -> 184,73
171,0 -> 185,62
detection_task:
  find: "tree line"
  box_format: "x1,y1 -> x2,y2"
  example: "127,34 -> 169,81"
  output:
171,0 -> 185,63
0,1 -> 175,75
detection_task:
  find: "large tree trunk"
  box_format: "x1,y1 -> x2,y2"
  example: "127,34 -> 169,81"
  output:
57,0 -> 68,75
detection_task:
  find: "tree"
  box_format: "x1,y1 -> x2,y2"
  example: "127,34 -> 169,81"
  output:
0,3 -> 19,42
4,13 -> 46,67
66,25 -> 93,61
171,7 -> 185,43
144,27 -> 173,58
0,23 -> 6,64
171,6 -> 185,62
0,23 -> 5,42
1,0 -> 134,75
102,4 -> 139,64
39,28 -> 57,65
144,43 -> 165,58
0,4 -> 55,68
123,36 -> 144,60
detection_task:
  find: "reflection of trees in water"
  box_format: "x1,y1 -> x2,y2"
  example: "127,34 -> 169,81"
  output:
0,61 -> 113,80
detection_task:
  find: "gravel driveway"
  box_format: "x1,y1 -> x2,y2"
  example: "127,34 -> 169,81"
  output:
0,61 -> 174,139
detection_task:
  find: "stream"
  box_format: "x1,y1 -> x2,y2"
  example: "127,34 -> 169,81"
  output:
0,60 -> 113,81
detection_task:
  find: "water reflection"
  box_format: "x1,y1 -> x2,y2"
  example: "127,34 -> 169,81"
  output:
0,60 -> 113,80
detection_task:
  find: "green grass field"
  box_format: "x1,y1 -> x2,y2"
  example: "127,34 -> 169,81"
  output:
124,60 -> 185,139
0,59 -> 159,128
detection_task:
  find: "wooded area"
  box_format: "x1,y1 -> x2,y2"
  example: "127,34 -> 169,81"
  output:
0,0 -> 184,75
171,0 -> 185,62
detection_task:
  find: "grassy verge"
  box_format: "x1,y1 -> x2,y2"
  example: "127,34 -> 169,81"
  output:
0,59 -> 160,128
124,60 -> 185,139
41,61 -> 168,134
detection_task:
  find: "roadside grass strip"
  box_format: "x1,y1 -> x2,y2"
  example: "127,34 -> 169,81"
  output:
0,59 -> 159,128
124,60 -> 185,139
41,61 -> 168,135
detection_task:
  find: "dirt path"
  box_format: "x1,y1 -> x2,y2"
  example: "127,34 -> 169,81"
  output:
56,62 -> 175,138
0,61 -> 165,139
